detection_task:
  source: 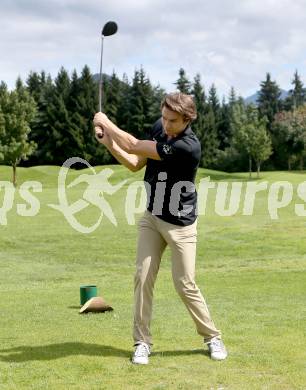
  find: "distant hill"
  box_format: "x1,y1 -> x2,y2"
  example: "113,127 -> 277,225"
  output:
245,89 -> 289,105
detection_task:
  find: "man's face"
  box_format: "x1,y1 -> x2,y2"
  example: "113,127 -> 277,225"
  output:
161,106 -> 189,138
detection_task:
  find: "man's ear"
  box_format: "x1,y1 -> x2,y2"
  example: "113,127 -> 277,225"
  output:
183,116 -> 190,125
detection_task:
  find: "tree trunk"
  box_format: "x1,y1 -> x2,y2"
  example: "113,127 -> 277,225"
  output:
12,163 -> 17,187
288,157 -> 291,171
249,155 -> 252,179
257,161 -> 261,179
300,155 -> 304,171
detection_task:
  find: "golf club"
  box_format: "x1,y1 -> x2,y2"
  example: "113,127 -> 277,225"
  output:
97,21 -> 118,139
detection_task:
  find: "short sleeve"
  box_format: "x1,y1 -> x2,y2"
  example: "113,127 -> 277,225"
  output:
156,139 -> 191,161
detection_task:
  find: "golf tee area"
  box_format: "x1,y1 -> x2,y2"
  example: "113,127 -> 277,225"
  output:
0,165 -> 305,389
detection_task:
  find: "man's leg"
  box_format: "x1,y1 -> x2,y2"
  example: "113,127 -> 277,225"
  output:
157,218 -> 221,341
133,211 -> 167,347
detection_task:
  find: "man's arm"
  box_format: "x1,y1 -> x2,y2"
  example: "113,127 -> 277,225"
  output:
94,113 -> 161,161
95,127 -> 147,172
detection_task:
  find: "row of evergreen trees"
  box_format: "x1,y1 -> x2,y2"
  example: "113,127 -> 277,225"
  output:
1,65 -> 306,185
174,68 -> 306,174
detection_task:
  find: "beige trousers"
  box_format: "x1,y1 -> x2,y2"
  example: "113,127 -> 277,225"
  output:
133,210 -> 221,346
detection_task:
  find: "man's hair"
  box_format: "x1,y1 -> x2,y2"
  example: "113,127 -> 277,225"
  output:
161,92 -> 197,122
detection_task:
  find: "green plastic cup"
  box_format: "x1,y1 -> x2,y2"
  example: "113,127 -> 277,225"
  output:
80,285 -> 98,305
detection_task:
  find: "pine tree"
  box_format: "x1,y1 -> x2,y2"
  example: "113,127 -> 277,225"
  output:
46,67 -> 77,165
224,87 -> 239,148
174,68 -> 191,94
0,82 -> 7,161
126,67 -> 154,139
126,69 -> 143,138
191,81 -> 222,167
67,66 -> 104,164
192,74 -> 206,114
228,87 -> 237,107
208,84 -> 225,148
0,81 -> 7,98
208,84 -> 220,115
191,74 -> 207,163
104,71 -> 121,123
192,74 -> 206,123
116,73 -> 131,132
201,107 -> 220,167
26,71 -> 43,102
148,85 -> 166,125
289,70 -> 305,109
257,72 -> 282,131
30,74 -> 55,164
138,67 -> 155,135
25,71 -> 52,165
219,97 -> 232,149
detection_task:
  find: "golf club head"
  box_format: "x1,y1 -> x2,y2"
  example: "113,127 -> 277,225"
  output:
102,21 -> 118,37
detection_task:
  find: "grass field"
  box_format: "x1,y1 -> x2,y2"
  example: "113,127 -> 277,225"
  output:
0,164 -> 306,389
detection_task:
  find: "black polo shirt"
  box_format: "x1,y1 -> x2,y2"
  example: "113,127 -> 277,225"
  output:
144,118 -> 201,226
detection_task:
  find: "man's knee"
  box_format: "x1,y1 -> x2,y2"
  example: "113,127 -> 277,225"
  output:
173,276 -> 198,297
134,267 -> 144,286
134,262 -> 158,288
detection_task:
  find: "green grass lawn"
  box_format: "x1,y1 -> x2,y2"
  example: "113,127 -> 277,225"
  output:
0,165 -> 306,389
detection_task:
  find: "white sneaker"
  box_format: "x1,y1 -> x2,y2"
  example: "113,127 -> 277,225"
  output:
206,337 -> 228,360
132,342 -> 151,365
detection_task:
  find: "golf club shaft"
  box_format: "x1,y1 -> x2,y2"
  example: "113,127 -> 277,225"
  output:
97,35 -> 105,138
99,35 -> 104,112
97,21 -> 118,139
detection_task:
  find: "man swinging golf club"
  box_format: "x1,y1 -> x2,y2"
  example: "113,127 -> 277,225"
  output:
93,92 -> 228,365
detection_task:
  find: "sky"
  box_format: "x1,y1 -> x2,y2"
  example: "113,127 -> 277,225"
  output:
1,0 -> 306,99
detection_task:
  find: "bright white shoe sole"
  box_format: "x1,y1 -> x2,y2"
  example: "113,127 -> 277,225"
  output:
132,357 -> 149,365
210,352 -> 228,361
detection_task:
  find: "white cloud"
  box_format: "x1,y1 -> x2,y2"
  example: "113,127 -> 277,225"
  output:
1,0 -> 306,98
